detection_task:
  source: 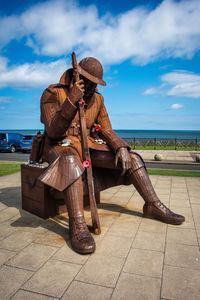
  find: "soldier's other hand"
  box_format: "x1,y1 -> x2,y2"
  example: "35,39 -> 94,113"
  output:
69,79 -> 85,105
115,147 -> 131,176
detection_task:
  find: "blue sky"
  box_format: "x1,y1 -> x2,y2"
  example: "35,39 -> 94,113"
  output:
0,0 -> 200,130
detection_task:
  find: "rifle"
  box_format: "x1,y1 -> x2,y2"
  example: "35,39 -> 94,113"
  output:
72,52 -> 101,235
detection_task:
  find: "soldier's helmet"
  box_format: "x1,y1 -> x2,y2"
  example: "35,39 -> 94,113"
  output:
78,57 -> 106,86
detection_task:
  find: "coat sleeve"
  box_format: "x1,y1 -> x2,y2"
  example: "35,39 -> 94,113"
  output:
97,95 -> 130,153
40,85 -> 77,140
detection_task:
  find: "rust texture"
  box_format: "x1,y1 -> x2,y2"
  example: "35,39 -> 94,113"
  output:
24,54 -> 185,254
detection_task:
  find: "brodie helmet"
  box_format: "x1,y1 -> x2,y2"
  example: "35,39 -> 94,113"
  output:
59,57 -> 106,86
78,57 -> 106,86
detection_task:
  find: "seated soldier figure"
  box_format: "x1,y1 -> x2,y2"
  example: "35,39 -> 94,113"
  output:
40,56 -> 185,254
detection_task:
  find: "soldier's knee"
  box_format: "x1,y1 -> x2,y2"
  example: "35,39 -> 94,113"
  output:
129,151 -> 145,171
50,145 -> 79,161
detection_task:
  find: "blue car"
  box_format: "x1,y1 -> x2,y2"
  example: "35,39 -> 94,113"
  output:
20,135 -> 34,152
0,132 -> 23,152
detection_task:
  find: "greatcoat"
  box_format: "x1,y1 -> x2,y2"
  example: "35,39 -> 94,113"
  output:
39,69 -> 144,193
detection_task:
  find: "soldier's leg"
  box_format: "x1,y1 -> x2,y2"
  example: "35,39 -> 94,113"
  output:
91,150 -> 185,225
63,177 -> 95,254
128,152 -> 185,224
46,146 -> 95,254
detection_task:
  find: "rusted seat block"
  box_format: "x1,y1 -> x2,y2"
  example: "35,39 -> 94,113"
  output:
21,164 -> 100,219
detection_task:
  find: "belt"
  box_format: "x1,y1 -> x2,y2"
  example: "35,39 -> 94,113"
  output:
67,127 -> 90,136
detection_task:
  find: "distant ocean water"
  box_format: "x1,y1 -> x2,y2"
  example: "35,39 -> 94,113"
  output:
115,130 -> 200,140
1,129 -> 200,140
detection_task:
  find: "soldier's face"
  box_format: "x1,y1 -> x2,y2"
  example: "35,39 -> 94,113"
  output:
80,75 -> 97,99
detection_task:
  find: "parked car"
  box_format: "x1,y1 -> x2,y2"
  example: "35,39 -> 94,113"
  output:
0,132 -> 23,152
20,135 -> 34,152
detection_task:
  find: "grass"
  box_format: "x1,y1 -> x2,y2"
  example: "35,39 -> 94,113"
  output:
0,162 -> 199,178
0,161 -> 21,176
147,168 -> 200,177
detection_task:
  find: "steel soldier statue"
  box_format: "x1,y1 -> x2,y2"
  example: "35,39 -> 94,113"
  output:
39,55 -> 185,254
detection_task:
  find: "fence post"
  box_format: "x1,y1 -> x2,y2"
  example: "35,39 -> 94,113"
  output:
134,137 -> 135,149
195,138 -> 197,151
175,138 -> 177,150
154,138 -> 156,150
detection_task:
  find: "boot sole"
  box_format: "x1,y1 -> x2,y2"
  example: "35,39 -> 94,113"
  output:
143,214 -> 184,225
73,246 -> 96,254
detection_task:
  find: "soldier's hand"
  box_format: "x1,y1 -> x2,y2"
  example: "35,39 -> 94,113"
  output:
68,79 -> 85,105
115,147 -> 131,176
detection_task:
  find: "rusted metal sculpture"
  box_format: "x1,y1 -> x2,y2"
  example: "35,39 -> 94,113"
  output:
38,53 -> 185,254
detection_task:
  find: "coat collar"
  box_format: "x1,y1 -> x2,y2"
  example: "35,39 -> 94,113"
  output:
59,68 -> 73,85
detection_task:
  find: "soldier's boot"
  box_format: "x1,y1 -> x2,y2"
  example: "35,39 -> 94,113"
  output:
130,166 -> 185,225
63,177 -> 95,254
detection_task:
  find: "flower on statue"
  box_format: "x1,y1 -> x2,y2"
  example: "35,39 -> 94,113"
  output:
83,160 -> 91,168
94,123 -> 101,131
80,99 -> 86,106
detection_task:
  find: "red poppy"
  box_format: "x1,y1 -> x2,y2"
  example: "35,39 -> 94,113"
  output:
80,99 -> 86,106
83,160 -> 91,168
94,124 -> 101,131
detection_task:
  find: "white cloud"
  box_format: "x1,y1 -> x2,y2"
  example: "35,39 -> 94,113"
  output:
143,70 -> 200,98
170,103 -> 183,109
0,56 -> 69,89
143,88 -> 157,95
0,0 -> 200,65
0,96 -> 12,104
162,71 -> 200,98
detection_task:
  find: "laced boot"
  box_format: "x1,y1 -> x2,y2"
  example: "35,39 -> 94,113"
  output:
143,200 -> 185,225
63,177 -> 95,254
69,216 -> 96,254
130,167 -> 185,225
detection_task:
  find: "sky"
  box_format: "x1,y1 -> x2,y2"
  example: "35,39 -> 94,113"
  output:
0,0 -> 200,130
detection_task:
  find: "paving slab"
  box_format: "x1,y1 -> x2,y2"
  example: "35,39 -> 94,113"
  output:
0,248 -> 16,267
0,206 -> 19,223
95,234 -> 132,257
166,227 -> 198,246
111,272 -> 161,300
35,231 -> 68,248
162,265 -> 200,300
0,172 -> 200,299
0,265 -> 32,299
23,259 -> 81,298
11,290 -> 57,300
7,242 -> 58,271
76,254 -> 125,287
170,197 -> 190,208
0,230 -> 41,251
107,218 -> 139,238
191,204 -> 200,225
136,150 -> 199,163
132,230 -> 166,252
61,281 -> 113,300
165,243 -> 200,269
0,220 -> 18,238
139,218 -> 167,233
52,244 -> 89,265
123,248 -> 164,278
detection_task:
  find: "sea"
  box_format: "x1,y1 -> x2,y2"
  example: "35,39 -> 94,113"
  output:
1,129 -> 200,141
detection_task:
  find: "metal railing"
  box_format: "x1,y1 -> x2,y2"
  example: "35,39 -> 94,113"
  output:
122,138 -> 200,151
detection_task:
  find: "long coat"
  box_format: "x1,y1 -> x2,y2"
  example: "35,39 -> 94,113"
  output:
39,69 -> 141,192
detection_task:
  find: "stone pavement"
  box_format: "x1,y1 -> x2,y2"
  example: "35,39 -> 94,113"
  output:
136,150 -> 199,163
0,172 -> 200,300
